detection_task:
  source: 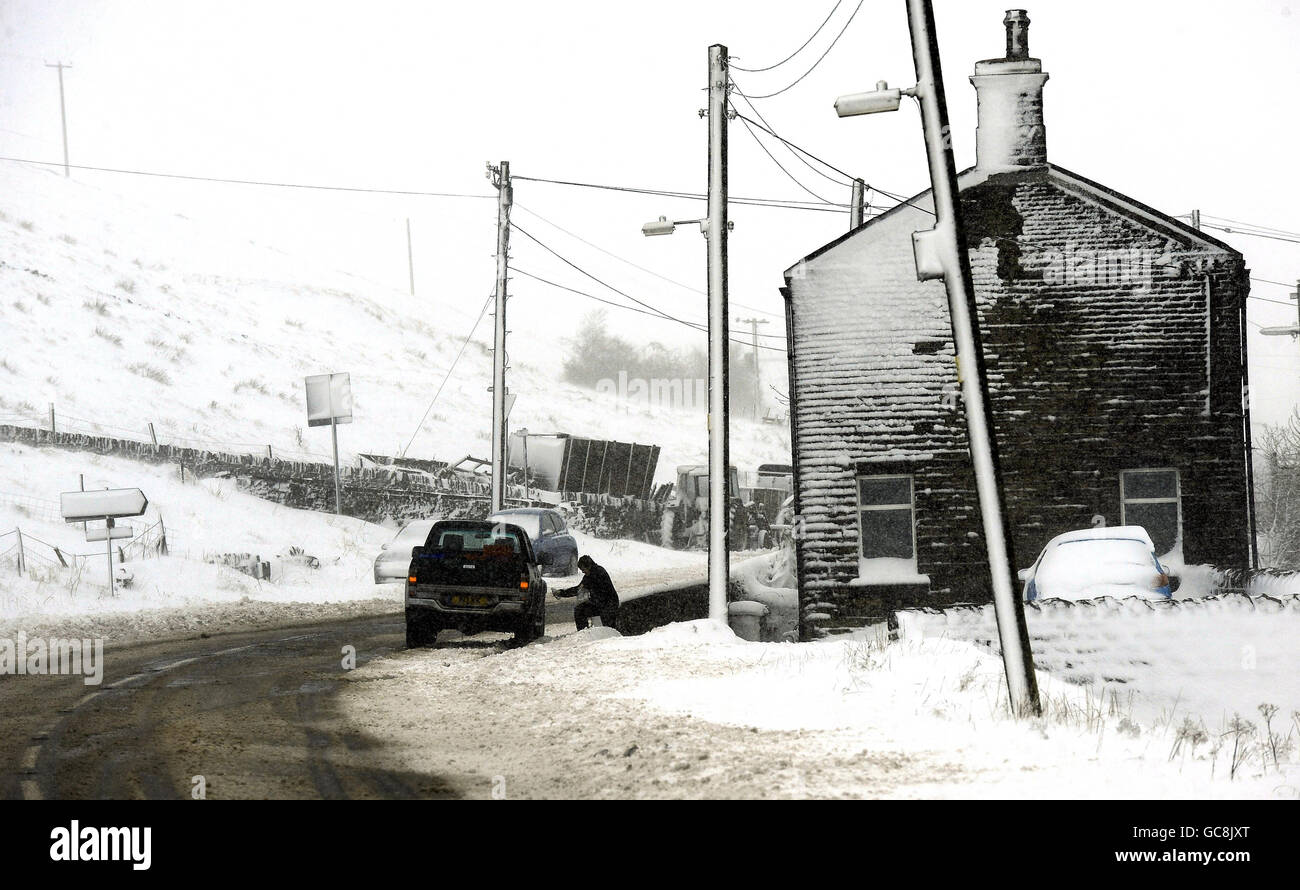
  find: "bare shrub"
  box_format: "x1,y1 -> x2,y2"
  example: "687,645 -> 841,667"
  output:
1256,412 -> 1300,568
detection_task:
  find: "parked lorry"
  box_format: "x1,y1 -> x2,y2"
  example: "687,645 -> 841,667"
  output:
658,465 -> 750,550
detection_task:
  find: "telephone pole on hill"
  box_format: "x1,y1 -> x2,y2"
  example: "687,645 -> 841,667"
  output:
488,162 -> 513,513
737,316 -> 769,420
406,218 -> 415,296
44,61 -> 71,177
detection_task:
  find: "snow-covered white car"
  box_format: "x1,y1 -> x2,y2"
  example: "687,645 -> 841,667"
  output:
374,519 -> 436,583
1019,526 -> 1173,602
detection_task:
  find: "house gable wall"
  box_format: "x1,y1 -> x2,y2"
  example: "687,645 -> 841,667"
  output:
785,170 -> 1249,633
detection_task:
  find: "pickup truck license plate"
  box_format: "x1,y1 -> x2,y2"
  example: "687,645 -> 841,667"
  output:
450,594 -> 492,606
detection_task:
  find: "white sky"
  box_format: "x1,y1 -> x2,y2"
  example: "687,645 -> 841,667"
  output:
1,0 -> 1298,424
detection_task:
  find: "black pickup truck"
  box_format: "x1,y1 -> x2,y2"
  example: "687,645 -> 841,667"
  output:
404,519 -> 549,648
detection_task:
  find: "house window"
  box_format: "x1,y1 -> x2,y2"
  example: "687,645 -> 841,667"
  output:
856,475 -> 916,561
1120,469 -> 1181,557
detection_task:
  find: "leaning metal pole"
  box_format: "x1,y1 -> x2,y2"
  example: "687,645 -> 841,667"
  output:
905,0 -> 1040,715
706,44 -> 731,624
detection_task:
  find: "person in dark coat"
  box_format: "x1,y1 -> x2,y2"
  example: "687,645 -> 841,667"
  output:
555,555 -> 619,631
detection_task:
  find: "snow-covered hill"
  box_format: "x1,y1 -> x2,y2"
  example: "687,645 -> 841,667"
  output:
0,163 -> 790,482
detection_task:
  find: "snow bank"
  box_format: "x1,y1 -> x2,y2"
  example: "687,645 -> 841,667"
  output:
896,594 -> 1300,725
730,549 -> 797,639
339,618 -> 1300,798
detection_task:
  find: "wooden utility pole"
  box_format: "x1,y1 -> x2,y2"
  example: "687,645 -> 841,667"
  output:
44,61 -> 71,177
850,178 -> 866,229
737,316 -> 769,420
489,162 -> 513,513
706,44 -> 731,625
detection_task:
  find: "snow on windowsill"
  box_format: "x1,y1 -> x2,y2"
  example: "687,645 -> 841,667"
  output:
848,557 -> 930,587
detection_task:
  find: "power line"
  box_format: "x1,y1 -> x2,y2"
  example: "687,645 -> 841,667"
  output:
731,1 -> 843,73
401,293 -> 494,458
511,222 -> 706,327
729,91 -> 853,190
869,183 -> 936,217
513,202 -> 782,325
731,110 -> 860,191
1252,277 -> 1295,288
513,267 -> 785,353
731,0 -> 865,100
0,155 -> 496,199
1202,215 -> 1300,239
511,174 -> 850,214
732,113 -> 843,206
1201,222 -> 1300,245
1249,294 -> 1299,309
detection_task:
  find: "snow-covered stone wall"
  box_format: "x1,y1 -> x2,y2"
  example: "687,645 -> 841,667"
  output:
895,593 -> 1300,723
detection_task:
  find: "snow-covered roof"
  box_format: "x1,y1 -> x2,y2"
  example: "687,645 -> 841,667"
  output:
784,163 -> 1241,281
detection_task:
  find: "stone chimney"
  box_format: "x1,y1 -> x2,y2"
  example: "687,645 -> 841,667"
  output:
970,9 -> 1049,171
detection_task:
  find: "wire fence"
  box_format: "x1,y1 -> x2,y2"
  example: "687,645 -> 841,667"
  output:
0,516 -> 173,590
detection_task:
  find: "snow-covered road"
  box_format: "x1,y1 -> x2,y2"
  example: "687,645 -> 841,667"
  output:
337,621 -> 1300,799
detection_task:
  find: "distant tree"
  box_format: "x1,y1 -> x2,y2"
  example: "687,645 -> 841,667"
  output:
1255,411 -> 1300,569
561,311 -> 760,416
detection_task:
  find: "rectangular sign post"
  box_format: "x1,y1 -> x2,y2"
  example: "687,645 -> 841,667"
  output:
85,522 -> 134,542
305,372 -> 353,515
60,487 -> 148,596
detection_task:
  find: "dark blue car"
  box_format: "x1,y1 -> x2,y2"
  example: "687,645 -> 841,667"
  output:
487,508 -> 580,577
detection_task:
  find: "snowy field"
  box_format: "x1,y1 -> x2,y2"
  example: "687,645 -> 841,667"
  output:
0,441 -> 710,642
339,620 -> 1300,799
0,163 -> 790,483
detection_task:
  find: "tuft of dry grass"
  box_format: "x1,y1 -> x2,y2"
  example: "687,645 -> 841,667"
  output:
127,362 -> 172,385
233,378 -> 270,395
93,326 -> 123,346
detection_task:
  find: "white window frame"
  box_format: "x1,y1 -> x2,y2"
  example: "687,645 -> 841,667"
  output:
1119,468 -> 1182,556
855,474 -> 917,563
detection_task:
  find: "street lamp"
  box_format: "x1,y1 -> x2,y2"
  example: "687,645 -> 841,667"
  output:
830,0 -> 1040,716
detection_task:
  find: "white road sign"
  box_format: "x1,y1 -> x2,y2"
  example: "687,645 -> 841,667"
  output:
86,524 -> 134,542
60,488 -> 149,522
305,372 -> 353,427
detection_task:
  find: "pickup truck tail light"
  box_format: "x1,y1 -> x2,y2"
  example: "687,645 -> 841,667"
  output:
519,579 -> 529,590
408,575 -> 418,584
